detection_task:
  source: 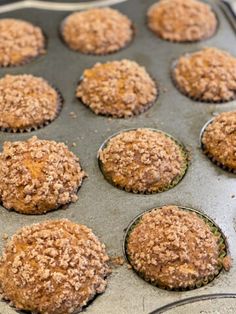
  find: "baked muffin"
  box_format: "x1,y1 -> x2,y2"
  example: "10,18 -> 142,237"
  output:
61,8 -> 134,55
201,111 -> 236,172
0,18 -> 45,67
0,74 -> 61,132
76,60 -> 157,118
0,219 -> 110,313
0,136 -> 86,214
147,0 -> 217,42
173,48 -> 236,102
126,205 -> 231,290
98,128 -> 188,193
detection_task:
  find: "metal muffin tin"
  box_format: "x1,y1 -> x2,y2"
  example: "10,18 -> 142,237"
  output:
0,0 -> 235,313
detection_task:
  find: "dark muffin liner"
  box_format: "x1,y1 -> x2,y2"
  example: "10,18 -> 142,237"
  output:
97,128 -> 189,194
0,86 -> 63,133
171,58 -> 236,104
60,15 -> 136,56
123,205 -> 229,291
200,117 -> 236,174
76,74 -> 159,118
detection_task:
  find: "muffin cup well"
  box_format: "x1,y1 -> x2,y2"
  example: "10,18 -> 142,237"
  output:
97,128 -> 189,194
123,205 -> 229,291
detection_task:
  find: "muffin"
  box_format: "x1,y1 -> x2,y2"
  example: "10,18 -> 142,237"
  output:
0,18 -> 45,67
0,219 -> 110,313
126,205 -> 231,290
173,48 -> 236,102
76,60 -> 157,118
201,111 -> 236,172
61,8 -> 134,55
0,74 -> 61,132
0,136 -> 86,214
147,0 -> 217,42
98,128 -> 188,193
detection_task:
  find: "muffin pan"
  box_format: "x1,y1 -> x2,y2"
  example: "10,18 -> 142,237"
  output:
0,0 -> 235,313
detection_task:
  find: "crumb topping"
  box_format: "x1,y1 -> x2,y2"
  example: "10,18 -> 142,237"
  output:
147,0 -> 217,42
76,60 -> 157,118
0,219 -> 110,314
0,74 -> 60,130
202,111 -> 236,170
0,18 -> 45,67
127,205 -> 230,289
99,129 -> 187,193
174,48 -> 236,102
62,8 -> 133,55
0,136 -> 86,214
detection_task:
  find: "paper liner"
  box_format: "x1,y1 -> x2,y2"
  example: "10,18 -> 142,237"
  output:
123,205 -> 229,291
97,128 -> 189,194
200,118 -> 236,174
76,75 -> 159,118
0,86 -> 63,134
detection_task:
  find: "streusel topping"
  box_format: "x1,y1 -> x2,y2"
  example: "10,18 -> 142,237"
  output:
0,18 -> 45,67
202,111 -> 236,170
127,205 -> 230,289
0,74 -> 60,130
0,219 -> 110,314
76,60 -> 157,118
99,129 -> 187,193
62,8 -> 133,55
0,136 -> 85,214
147,0 -> 217,42
174,48 -> 236,102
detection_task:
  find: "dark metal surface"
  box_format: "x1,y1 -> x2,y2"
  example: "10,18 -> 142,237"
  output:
0,0 -> 235,313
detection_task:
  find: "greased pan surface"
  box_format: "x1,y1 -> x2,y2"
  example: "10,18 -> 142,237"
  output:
0,0 -> 235,313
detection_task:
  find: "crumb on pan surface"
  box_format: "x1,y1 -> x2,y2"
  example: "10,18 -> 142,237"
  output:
0,136 -> 86,214
126,205 -> 231,290
147,0 -> 217,42
98,128 -> 188,193
0,74 -> 60,130
202,111 -> 236,170
0,219 -> 110,314
0,18 -> 45,67
61,8 -> 134,55
76,59 -> 157,118
173,48 -> 236,102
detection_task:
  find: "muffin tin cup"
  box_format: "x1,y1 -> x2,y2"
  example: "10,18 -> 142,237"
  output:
97,128 -> 189,194
200,117 -> 236,174
171,57 -> 236,104
123,205 -> 229,291
0,86 -> 63,134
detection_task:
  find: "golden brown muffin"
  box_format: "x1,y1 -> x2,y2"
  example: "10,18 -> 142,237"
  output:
0,219 -> 110,314
98,129 -> 188,193
0,136 -> 86,214
61,8 -> 134,55
201,111 -> 236,171
147,0 -> 217,42
173,48 -> 236,102
0,18 -> 45,67
76,60 -> 157,118
126,205 -> 231,290
0,74 -> 61,131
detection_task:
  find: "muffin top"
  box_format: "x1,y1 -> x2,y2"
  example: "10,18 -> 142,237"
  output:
0,18 -> 45,67
147,0 -> 217,42
202,111 -> 236,170
127,205 -> 230,290
0,74 -> 60,131
76,60 -> 157,118
62,8 -> 133,55
98,129 -> 187,193
0,136 -> 85,214
174,48 -> 236,102
0,219 -> 110,314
